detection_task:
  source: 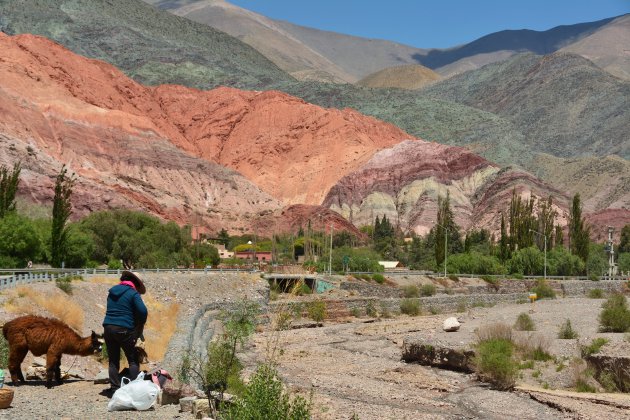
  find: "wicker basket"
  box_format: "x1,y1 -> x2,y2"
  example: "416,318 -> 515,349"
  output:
0,388 -> 14,409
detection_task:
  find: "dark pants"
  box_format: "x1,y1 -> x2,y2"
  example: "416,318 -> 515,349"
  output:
103,324 -> 139,389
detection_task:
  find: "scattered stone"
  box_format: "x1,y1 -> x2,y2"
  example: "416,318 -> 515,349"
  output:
26,366 -> 46,380
180,396 -> 197,413
443,317 -> 461,332
93,369 -> 109,384
193,398 -> 210,418
65,369 -> 85,379
32,357 -> 46,367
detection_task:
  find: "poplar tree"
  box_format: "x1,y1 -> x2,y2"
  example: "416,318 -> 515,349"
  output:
554,225 -> 564,248
51,166 -> 74,267
434,192 -> 461,266
499,214 -> 510,261
0,162 -> 21,218
568,193 -> 589,263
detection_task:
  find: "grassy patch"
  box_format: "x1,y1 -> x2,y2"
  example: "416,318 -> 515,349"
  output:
307,300 -> 327,322
6,286 -> 84,331
581,338 -> 609,358
475,338 -> 517,390
402,285 -> 419,298
587,288 -> 604,299
531,279 -> 555,299
513,313 -> 535,331
142,293 -> 180,362
371,274 -> 385,284
420,284 -> 436,296
558,319 -> 578,339
599,293 -> 630,332
400,299 -> 421,316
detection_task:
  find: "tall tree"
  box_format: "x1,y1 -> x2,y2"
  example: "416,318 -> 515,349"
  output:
620,224 -> 630,253
0,162 -> 21,218
499,214 -> 510,261
434,192 -> 461,266
536,196 -> 556,251
554,224 -> 564,248
568,193 -> 590,263
51,166 -> 74,267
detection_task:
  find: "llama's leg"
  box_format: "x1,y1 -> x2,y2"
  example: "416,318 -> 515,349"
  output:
45,353 -> 60,388
8,346 -> 28,385
55,357 -> 63,385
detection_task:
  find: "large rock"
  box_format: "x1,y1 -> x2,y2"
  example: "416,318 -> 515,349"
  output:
193,399 -> 210,419
25,366 -> 46,380
93,369 -> 110,384
180,396 -> 197,413
443,317 -> 461,332
402,336 -> 475,372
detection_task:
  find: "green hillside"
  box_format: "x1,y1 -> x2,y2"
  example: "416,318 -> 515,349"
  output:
0,0 -> 293,89
422,53 -> 630,159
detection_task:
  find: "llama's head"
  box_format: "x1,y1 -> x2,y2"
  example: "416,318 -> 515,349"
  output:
91,331 -> 104,354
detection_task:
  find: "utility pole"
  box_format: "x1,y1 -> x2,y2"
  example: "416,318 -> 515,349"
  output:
607,226 -> 617,279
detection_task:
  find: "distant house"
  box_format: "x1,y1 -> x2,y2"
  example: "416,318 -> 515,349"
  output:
378,261 -> 404,269
215,244 -> 234,259
235,250 -> 272,262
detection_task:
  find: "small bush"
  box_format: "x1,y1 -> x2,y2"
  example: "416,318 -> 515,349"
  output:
365,301 -> 377,317
581,338 -> 609,358
55,277 -> 73,295
475,338 -> 517,390
531,279 -> 555,299
481,275 -> 499,290
360,274 -> 371,281
589,273 -> 600,281
512,273 -> 524,280
428,306 -> 440,315
403,285 -> 419,298
456,300 -> 467,313
0,333 -> 9,369
558,319 -> 578,339
400,299 -> 421,316
575,379 -> 597,393
532,370 -> 541,378
372,274 -> 385,284
298,283 -> 312,295
475,323 -> 512,343
514,313 -> 536,331
588,289 -> 604,299
350,307 -> 361,317
221,364 -> 311,419
519,360 -> 534,370
599,293 -> 630,332
518,334 -> 552,361
379,302 -> 391,318
448,274 -> 459,282
307,301 -> 327,322
420,284 -> 436,297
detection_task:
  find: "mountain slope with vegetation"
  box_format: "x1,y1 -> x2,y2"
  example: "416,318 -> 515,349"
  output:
422,53 -> 630,159
0,0 -> 293,89
357,64 -> 442,90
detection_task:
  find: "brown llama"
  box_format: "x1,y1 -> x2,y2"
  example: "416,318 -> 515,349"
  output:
2,315 -> 103,388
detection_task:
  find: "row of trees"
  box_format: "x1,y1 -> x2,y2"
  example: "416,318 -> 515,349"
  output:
0,163 -> 220,269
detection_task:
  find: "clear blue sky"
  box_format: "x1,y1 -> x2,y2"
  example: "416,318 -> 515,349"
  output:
229,0 -> 629,48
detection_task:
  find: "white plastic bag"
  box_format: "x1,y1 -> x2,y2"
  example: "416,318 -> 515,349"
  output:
107,372 -> 160,411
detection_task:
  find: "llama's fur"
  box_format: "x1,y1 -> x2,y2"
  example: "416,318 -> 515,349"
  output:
2,315 -> 102,388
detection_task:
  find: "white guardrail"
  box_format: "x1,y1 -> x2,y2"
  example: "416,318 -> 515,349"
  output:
0,267 -> 616,290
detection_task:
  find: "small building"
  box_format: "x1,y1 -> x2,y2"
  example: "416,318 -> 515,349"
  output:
234,250 -> 272,262
378,261 -> 404,269
214,244 -> 234,259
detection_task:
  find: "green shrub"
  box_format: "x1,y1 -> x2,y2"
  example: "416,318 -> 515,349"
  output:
599,293 -> 630,332
589,273 -> 600,281
575,379 -> 597,393
512,273 -> 524,280
221,364 -> 311,419
365,301 -> 377,317
428,306 -> 440,315
55,277 -> 73,295
360,274 -> 371,281
475,338 -> 517,390
372,274 -> 385,284
581,338 -> 609,358
350,307 -> 361,317
558,319 -> 578,339
403,285 -> 419,298
420,284 -> 436,296
400,299 -> 421,316
379,302 -> 391,318
531,279 -> 555,299
0,333 -> 9,369
448,274 -> 459,282
588,289 -> 604,299
298,283 -> 312,295
513,313 -> 535,331
519,360 -> 534,370
307,301 -> 327,322
481,275 -> 499,289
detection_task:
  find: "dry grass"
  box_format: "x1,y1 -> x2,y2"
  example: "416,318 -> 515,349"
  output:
4,286 -> 84,331
88,276 -> 119,285
474,322 -> 513,343
142,293 -> 180,362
